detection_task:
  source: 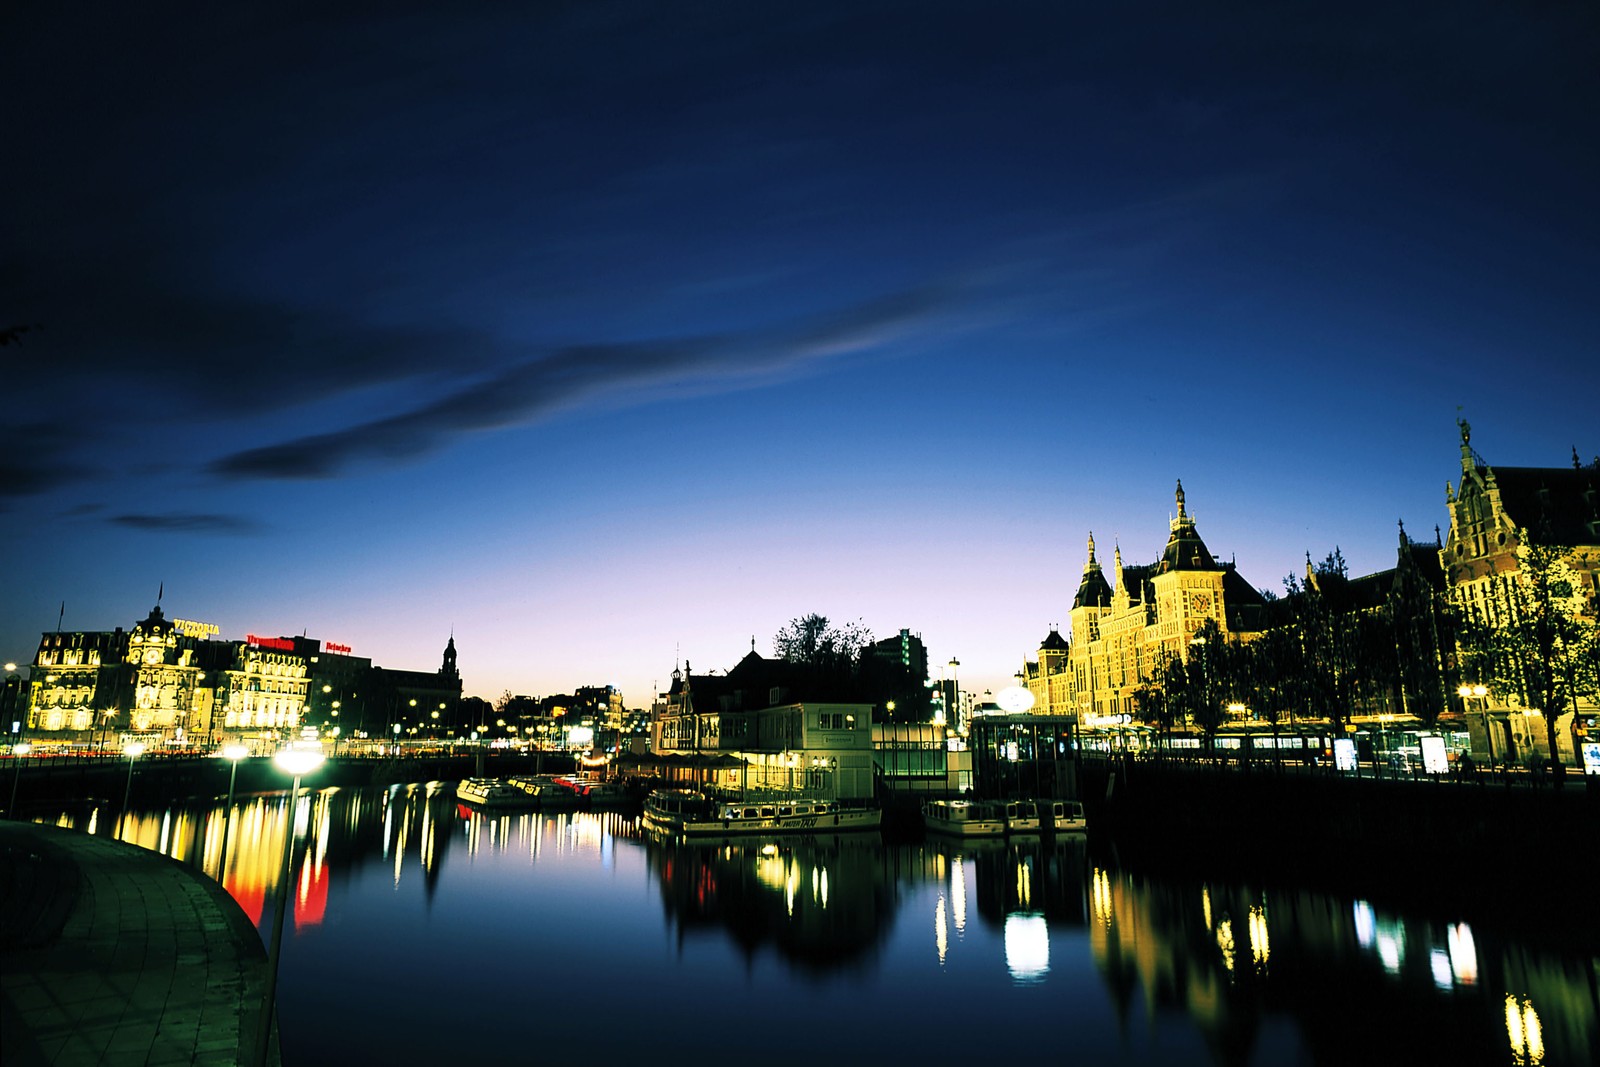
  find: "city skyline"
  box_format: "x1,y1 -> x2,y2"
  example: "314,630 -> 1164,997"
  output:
5,4 -> 1597,704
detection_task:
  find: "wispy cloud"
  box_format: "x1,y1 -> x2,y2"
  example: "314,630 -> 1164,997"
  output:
108,512 -> 264,535
210,288 -> 948,481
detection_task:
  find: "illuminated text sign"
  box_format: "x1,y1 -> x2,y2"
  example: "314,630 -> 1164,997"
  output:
246,634 -> 296,652
324,641 -> 352,654
173,618 -> 219,638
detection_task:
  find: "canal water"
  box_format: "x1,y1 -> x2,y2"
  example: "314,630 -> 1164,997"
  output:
33,783 -> 1596,1066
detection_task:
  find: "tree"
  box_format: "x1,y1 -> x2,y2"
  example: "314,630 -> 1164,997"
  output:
1460,534 -> 1600,777
772,614 -> 872,671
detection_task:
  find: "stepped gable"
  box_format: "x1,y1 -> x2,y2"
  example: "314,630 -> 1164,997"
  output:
1156,479 -> 1219,573
1472,465 -> 1600,544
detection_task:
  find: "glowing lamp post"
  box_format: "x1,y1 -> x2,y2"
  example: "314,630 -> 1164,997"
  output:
258,746 -> 326,1067
8,741 -> 32,819
219,744 -> 251,883
121,741 -> 147,828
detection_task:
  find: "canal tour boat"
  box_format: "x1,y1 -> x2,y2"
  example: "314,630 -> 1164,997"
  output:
456,777 -> 530,807
456,775 -> 581,809
1044,799 -> 1087,833
923,798 -> 1006,837
642,788 -> 882,838
1003,799 -> 1043,835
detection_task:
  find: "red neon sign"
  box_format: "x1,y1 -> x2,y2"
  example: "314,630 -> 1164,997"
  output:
246,634 -> 295,652
324,641 -> 351,655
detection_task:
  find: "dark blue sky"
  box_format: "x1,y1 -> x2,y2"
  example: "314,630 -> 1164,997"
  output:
4,2 -> 1597,701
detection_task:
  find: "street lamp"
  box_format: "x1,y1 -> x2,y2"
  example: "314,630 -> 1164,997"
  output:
8,741 -> 32,819
1458,683 -> 1491,767
258,746 -> 326,1067
219,743 -> 250,883
121,741 -> 147,830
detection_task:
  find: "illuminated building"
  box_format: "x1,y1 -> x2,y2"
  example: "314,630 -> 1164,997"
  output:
1022,482 -> 1270,722
651,652 -> 876,800
23,603 -> 462,747
1444,420 -> 1599,764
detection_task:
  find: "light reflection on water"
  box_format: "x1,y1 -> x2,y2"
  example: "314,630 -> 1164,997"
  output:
36,786 -> 1599,1067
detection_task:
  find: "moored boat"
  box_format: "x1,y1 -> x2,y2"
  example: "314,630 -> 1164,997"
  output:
457,777 -> 537,808
923,798 -> 1005,836
1003,799 -> 1043,835
642,788 -> 881,837
1044,799 -> 1087,833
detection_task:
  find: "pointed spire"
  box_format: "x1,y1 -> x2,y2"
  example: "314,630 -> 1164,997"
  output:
1085,531 -> 1098,572
157,581 -> 163,605
1398,517 -> 1407,546
1446,480 -> 1455,503
1575,446 -> 1583,472
1458,416 -> 1475,474
1113,541 -> 1125,594
1175,479 -> 1187,520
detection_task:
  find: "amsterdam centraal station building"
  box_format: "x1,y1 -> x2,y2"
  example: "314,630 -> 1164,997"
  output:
23,601 -> 462,750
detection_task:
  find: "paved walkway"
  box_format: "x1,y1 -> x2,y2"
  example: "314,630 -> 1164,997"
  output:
1,822 -> 276,1066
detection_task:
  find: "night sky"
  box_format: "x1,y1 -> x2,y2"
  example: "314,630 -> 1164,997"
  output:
4,2 -> 1597,705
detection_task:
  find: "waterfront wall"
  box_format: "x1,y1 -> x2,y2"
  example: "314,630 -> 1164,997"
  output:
4,752 -> 573,810
1082,756 -> 1599,942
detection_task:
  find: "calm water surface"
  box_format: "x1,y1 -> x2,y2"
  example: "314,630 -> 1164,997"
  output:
36,783 -> 1597,1066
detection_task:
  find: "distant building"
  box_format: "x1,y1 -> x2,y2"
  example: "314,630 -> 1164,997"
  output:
860,627 -> 932,722
23,603 -> 461,748
1023,482 -> 1270,723
650,651 -> 875,800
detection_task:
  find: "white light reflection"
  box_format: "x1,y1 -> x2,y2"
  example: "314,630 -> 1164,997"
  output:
1353,900 -> 1376,948
1430,949 -> 1453,990
1448,923 -> 1478,985
951,858 -> 968,933
1003,913 -> 1049,982
935,896 -> 948,964
1376,921 -> 1406,975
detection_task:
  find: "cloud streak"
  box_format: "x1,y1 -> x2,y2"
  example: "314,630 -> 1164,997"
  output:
108,512 -> 264,535
209,288 -> 947,481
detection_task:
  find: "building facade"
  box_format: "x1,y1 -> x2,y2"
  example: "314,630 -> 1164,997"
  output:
1023,482 -> 1269,724
1443,421 -> 1599,765
23,603 -> 461,749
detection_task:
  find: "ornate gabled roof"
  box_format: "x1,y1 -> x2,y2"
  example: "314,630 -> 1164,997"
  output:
1039,628 -> 1069,652
1157,479 -> 1219,573
1073,532 -> 1113,609
1220,564 -> 1270,633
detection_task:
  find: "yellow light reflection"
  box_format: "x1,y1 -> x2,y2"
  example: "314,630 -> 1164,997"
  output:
1505,994 -> 1545,1065
1091,867 -> 1113,925
1016,858 -> 1032,910
1247,904 -> 1269,967
1202,885 -> 1213,930
1216,918 -> 1235,973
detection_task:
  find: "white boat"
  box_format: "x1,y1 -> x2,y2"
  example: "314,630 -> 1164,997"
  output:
923,798 -> 1005,837
456,777 -> 535,807
1003,799 -> 1043,835
456,775 -> 578,809
1044,799 -> 1087,833
642,789 -> 882,838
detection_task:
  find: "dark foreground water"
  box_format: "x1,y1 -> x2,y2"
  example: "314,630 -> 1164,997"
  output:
33,783 -> 1598,1067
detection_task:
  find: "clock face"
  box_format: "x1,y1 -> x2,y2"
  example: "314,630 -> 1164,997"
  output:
1191,592 -> 1212,613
